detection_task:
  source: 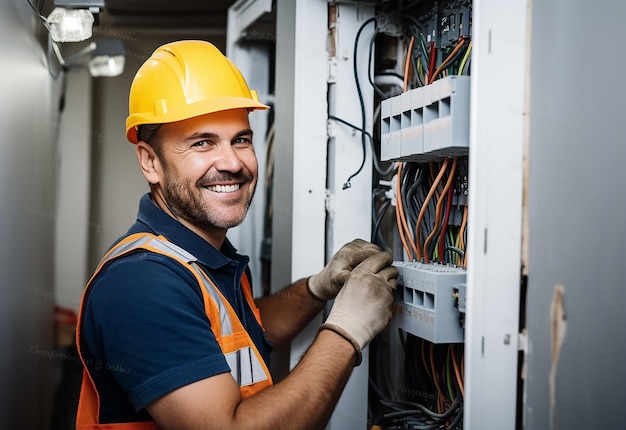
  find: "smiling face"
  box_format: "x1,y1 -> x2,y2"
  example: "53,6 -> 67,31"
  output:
136,109 -> 258,247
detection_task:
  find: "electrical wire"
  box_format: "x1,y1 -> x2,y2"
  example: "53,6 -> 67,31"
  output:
396,163 -> 419,259
451,344 -> 464,397
342,16 -> 376,190
403,164 -> 424,248
381,392 -> 461,421
328,115 -> 395,176
427,41 -> 437,84
403,35 -> 415,92
462,55 -> 472,76
423,157 -> 458,263
368,31 -> 388,99
415,158 -> 450,261
446,347 -> 455,401
438,185 -> 454,262
429,37 -> 466,84
372,190 -> 391,250
458,40 -> 473,76
27,0 -> 51,31
458,205 -> 468,267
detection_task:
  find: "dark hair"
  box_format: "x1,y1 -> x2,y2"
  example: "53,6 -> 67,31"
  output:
137,124 -> 164,159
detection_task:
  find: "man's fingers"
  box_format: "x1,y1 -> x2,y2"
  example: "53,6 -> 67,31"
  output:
376,266 -> 399,286
353,251 -> 393,275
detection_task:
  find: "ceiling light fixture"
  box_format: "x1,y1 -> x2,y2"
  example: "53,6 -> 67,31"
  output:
46,0 -> 105,43
64,39 -> 127,77
46,7 -> 94,42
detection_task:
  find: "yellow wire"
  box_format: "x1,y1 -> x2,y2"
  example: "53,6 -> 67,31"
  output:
458,41 -> 473,75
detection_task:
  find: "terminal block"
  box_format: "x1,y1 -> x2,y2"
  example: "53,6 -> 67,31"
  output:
380,75 -> 470,162
393,261 -> 466,343
453,283 -> 466,328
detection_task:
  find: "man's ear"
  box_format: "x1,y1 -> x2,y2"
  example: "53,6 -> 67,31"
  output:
136,141 -> 161,185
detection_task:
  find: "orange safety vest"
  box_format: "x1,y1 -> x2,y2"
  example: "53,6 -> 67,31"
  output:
75,233 -> 273,430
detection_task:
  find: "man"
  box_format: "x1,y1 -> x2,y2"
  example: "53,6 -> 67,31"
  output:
75,40 -> 397,430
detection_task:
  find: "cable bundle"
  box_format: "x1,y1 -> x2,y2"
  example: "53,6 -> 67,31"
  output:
395,159 -> 468,266
369,333 -> 464,429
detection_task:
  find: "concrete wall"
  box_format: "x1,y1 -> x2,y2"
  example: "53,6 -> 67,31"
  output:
0,0 -> 62,427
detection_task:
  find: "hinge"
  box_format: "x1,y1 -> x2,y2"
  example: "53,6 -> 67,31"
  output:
518,329 -> 528,352
325,189 -> 334,215
328,58 -> 338,83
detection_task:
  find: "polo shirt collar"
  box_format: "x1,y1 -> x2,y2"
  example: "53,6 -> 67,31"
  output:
133,193 -> 248,270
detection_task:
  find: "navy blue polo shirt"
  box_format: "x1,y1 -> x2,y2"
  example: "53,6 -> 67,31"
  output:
80,193 -> 272,423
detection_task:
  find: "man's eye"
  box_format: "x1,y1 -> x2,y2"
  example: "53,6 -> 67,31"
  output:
233,137 -> 252,146
192,140 -> 210,148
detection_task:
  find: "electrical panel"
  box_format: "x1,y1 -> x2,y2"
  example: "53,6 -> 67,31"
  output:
258,0 -> 474,427
367,0 -> 471,428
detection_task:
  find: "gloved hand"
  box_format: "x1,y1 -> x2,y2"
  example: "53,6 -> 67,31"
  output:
307,239 -> 383,301
319,250 -> 398,366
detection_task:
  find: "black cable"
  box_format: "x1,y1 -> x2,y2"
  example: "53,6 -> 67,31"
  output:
432,42 -> 469,81
405,164 -> 425,227
342,16 -> 376,190
371,188 -> 385,243
401,14 -> 426,35
328,115 -> 394,177
382,392 -> 461,421
329,114 -> 374,142
372,198 -> 391,249
398,327 -> 406,352
367,31 -> 387,99
446,404 -> 463,430
27,0 -> 50,29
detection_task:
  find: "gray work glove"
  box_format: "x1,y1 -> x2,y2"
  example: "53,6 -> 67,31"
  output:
319,250 -> 398,366
307,239 -> 383,301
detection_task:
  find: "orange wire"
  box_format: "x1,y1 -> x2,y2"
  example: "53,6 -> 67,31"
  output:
451,344 -> 464,397
461,350 -> 465,380
421,338 -> 433,382
395,163 -> 418,259
403,36 -> 415,92
458,205 -> 468,267
423,157 -> 458,262
428,37 -> 465,84
415,158 -> 450,261
395,37 -> 418,259
394,163 -> 410,258
429,161 -> 436,181
429,343 -> 445,411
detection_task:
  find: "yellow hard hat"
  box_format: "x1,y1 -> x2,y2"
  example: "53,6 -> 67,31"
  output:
125,40 -> 269,143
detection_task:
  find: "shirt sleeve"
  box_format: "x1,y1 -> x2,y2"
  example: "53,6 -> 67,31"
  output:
82,251 -> 231,411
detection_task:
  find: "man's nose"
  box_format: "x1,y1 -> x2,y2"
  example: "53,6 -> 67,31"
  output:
213,144 -> 244,172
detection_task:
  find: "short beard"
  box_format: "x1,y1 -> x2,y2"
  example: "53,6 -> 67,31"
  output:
161,169 -> 256,231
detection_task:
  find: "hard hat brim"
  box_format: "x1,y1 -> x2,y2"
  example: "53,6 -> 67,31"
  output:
126,97 -> 270,144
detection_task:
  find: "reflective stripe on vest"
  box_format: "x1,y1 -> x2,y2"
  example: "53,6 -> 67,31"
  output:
75,233 -> 272,429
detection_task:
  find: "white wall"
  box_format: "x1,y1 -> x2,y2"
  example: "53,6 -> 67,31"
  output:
54,68 -> 92,313
0,0 -> 62,427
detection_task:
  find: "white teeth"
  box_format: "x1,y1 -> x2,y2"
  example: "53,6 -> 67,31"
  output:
206,184 -> 240,193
